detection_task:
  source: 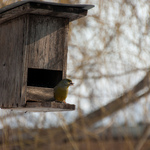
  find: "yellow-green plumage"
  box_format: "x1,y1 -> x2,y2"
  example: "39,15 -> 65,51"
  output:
54,79 -> 73,103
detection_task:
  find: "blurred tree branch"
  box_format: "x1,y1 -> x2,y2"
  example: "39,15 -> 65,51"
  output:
75,71 -> 150,126
47,71 -> 150,143
135,124 -> 150,150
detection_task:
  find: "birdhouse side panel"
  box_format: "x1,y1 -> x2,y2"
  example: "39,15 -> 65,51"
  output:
27,15 -> 69,71
0,16 -> 27,107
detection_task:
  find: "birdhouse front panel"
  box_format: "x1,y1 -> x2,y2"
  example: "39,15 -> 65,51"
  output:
0,14 -> 69,108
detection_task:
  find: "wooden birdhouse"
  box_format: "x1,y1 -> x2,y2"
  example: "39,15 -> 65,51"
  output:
0,1 -> 94,112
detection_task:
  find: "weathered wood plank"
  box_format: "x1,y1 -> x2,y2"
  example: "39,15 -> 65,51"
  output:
0,16 -> 27,107
26,86 -> 54,102
21,15 -> 29,107
27,15 -> 69,72
0,1 -> 94,24
62,22 -> 68,79
2,101 -> 75,112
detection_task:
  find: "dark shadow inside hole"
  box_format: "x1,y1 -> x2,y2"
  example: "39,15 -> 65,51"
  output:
27,68 -> 62,88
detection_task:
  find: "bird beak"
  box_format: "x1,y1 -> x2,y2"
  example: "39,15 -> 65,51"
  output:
70,82 -> 74,86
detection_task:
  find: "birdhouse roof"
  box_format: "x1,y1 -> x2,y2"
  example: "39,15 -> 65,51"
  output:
0,0 -> 94,24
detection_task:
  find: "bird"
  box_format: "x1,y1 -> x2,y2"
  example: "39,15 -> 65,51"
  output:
54,79 -> 74,103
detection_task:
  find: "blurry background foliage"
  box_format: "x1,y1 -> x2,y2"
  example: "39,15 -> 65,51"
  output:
1,0 -> 150,150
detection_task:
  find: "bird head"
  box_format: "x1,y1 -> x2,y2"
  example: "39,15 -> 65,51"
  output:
57,79 -> 74,88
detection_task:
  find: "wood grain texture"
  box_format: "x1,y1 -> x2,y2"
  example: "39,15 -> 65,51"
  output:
0,16 -> 27,107
26,86 -> 54,101
0,14 -> 69,108
27,15 -> 69,72
62,23 -> 68,79
2,101 -> 75,112
0,1 -> 94,24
